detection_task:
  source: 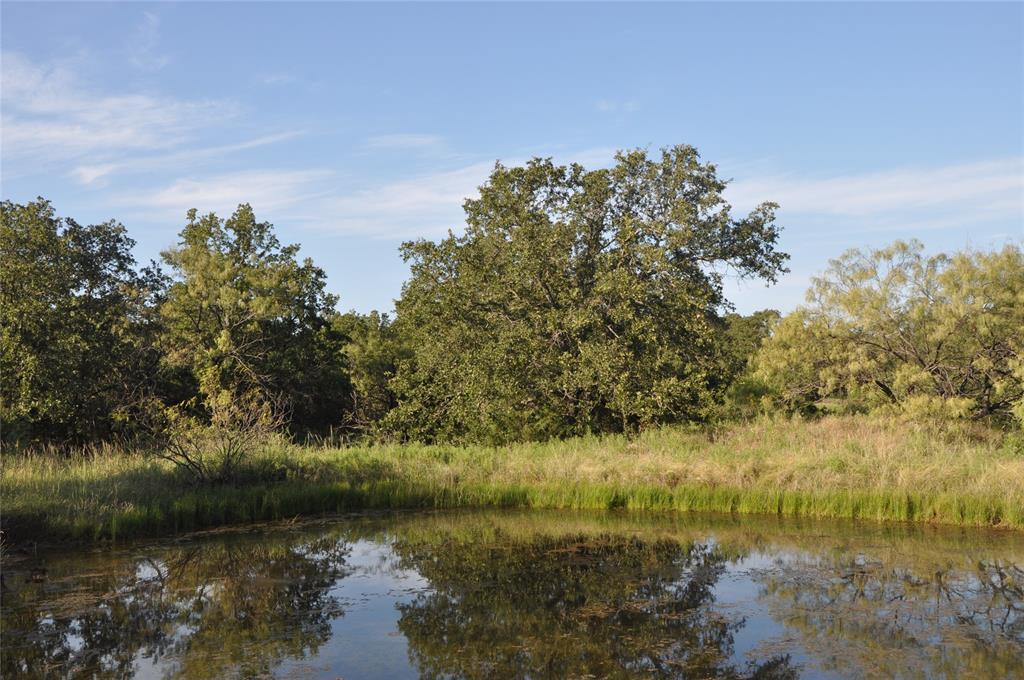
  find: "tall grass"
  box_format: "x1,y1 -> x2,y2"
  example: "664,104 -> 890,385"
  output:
2,415 -> 1022,543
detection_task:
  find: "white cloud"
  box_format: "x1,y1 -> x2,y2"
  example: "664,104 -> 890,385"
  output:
725,158 -> 1024,230
318,162 -> 495,238
71,164 -> 119,185
1,51 -> 233,169
120,147 -> 619,239
127,11 -> 170,70
70,130 -> 305,185
123,169 -> 336,221
260,73 -> 298,86
595,98 -> 640,113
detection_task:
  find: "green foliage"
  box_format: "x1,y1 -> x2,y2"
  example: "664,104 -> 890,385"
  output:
332,311 -> 409,435
0,198 -> 154,443
387,146 -> 788,443
755,240 -> 1024,425
6,183 -> 1018,451
159,204 -> 350,434
720,310 -> 781,380
146,391 -> 287,484
716,310 -> 780,419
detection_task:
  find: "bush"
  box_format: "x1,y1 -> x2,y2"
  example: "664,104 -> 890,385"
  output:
147,392 -> 286,483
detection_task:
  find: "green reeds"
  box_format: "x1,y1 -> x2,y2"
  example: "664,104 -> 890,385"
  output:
2,415 -> 1022,543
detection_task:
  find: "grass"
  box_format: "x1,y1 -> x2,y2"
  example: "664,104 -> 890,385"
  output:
2,414 -> 1023,543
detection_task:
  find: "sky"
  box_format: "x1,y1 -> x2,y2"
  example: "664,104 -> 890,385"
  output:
2,1 -> 1022,315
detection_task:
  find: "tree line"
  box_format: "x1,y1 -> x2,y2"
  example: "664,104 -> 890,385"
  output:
2,145 -> 1021,449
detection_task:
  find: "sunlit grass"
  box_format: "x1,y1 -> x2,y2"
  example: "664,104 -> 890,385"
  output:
2,415 -> 1022,542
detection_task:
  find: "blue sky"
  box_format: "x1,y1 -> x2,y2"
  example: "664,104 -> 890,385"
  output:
2,2 -> 1022,314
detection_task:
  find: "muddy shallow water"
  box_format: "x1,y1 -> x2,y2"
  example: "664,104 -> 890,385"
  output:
2,510 -> 1022,679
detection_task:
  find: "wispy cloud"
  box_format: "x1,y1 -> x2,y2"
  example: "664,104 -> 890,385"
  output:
315,147 -> 620,238
70,131 -> 305,185
364,133 -> 446,152
122,148 -> 619,239
3,51 -> 304,188
1,51 -> 233,170
726,158 -> 1024,231
319,162 -> 495,237
259,72 -> 299,86
254,71 -> 326,92
125,169 -> 336,220
595,98 -> 640,113
71,164 -> 120,186
127,11 -> 169,70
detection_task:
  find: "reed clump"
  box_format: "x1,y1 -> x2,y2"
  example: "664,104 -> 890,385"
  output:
2,415 -> 1021,543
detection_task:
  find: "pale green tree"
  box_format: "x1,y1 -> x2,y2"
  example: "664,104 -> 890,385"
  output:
755,240 -> 1024,424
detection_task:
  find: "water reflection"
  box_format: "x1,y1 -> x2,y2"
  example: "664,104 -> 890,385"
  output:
392,531 -> 795,678
2,535 -> 350,678
2,511 -> 1022,679
756,555 -> 1024,678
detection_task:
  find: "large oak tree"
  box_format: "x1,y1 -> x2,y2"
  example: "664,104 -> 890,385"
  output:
386,146 -> 788,443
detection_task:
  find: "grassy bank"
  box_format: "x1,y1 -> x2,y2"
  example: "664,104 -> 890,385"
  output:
3,415 -> 1022,543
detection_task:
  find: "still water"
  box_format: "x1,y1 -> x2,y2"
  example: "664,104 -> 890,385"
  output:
2,510 -> 1022,679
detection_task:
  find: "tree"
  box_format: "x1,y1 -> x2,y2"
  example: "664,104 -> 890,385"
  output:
386,146 -> 788,443
332,311 -> 409,435
719,310 -> 781,385
755,240 -> 1024,424
0,198 -> 154,443
716,310 -> 781,420
159,205 -> 349,435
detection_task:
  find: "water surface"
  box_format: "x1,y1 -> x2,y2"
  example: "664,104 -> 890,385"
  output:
2,510 -> 1022,679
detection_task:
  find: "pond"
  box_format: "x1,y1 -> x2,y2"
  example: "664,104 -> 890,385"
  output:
2,510 -> 1022,679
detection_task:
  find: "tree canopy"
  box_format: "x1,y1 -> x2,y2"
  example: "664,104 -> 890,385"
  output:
6,147 -> 1022,450
0,199 -> 154,442
159,205 -> 350,434
386,146 -> 788,443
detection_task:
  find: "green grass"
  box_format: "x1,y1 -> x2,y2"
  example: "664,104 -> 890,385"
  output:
2,415 -> 1022,543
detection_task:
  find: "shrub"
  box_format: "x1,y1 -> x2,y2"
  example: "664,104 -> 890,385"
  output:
147,392 -> 286,483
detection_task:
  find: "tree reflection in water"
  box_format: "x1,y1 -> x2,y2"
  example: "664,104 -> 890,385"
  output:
754,554 -> 1024,678
1,534 -> 351,679
2,511 -> 1022,679
391,531 -> 796,679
